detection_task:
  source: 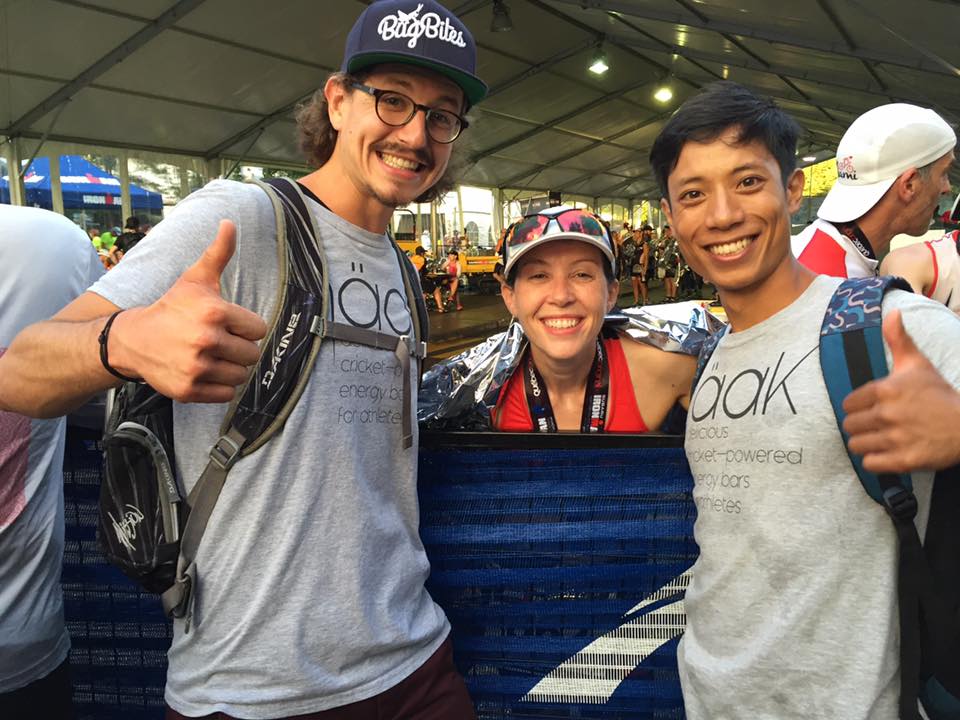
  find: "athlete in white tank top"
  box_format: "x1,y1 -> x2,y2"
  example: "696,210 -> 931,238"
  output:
880,230 -> 960,313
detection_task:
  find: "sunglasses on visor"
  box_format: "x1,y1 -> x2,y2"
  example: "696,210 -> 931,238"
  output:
503,209 -> 614,263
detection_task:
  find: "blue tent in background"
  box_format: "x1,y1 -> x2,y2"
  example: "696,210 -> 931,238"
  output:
0,155 -> 163,212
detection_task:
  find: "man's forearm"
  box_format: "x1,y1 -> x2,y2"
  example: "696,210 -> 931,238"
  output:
0,316 -> 119,418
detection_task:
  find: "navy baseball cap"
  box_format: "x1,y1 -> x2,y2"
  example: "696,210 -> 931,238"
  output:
341,0 -> 487,107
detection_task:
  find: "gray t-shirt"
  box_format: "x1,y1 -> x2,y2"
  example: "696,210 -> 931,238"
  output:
680,275 -> 960,720
90,180 -> 448,718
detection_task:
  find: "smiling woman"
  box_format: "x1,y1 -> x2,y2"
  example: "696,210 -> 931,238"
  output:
491,206 -> 696,433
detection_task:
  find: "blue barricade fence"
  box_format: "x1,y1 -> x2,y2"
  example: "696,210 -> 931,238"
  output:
62,427 -> 696,719
63,426 -> 171,720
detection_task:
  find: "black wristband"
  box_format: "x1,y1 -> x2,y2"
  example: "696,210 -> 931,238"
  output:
98,310 -> 140,383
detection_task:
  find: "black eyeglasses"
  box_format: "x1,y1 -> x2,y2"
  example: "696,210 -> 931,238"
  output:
350,83 -> 468,144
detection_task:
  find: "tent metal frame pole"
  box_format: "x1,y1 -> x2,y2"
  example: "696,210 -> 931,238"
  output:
5,138 -> 24,206
120,150 -> 132,223
5,0 -> 209,137
49,154 -> 64,216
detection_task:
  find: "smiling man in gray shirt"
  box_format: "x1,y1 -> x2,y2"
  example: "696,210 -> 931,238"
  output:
650,82 -> 960,720
0,2 -> 486,718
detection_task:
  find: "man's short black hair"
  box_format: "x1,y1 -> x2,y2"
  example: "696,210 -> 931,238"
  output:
125,216 -> 140,230
650,81 -> 801,202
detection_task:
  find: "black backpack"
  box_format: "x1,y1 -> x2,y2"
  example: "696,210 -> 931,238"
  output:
98,178 -> 429,630
693,276 -> 960,720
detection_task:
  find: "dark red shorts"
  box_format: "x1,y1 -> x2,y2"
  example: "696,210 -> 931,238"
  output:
0,657 -> 74,720
165,637 -> 475,720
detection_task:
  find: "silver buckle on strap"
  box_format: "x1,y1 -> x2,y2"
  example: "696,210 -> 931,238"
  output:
209,434 -> 242,471
400,334 -> 427,359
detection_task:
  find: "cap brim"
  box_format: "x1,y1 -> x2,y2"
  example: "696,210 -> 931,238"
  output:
504,233 -> 616,277
347,53 -> 487,107
817,177 -> 896,223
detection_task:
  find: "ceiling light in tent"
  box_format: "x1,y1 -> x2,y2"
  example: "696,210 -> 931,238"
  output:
490,0 -> 513,32
589,46 -> 609,75
654,85 -> 673,103
802,155 -> 817,162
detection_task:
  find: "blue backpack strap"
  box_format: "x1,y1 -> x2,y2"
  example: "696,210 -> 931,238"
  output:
818,275 -> 913,504
819,275 -> 946,720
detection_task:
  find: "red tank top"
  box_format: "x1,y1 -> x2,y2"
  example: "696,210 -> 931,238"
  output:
493,336 -> 649,432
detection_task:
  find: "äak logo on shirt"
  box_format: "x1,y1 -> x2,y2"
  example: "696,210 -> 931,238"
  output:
377,3 -> 467,50
337,261 -> 412,336
690,347 -> 817,422
837,155 -> 857,180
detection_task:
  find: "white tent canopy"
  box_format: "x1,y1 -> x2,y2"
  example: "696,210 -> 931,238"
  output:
2,0 -> 958,203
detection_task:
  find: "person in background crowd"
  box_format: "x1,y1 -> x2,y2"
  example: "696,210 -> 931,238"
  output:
97,247 -> 115,271
115,216 -> 145,258
0,205 -> 103,720
492,206 -> 695,433
650,79 -> 960,720
618,228 -> 638,291
410,244 -> 427,275
642,224 -> 658,289
630,227 -> 650,305
491,260 -> 505,292
87,226 -> 101,249
412,245 -> 439,307
434,248 -> 463,312
98,229 -> 116,252
0,1 -> 487,718
658,227 -> 680,302
879,226 -> 960,314
792,103 -> 955,278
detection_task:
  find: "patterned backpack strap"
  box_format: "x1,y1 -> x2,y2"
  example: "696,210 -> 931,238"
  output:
820,276 -> 960,720
818,275 -> 912,504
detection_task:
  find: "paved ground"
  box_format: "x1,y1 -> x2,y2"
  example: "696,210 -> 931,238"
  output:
426,281 -> 714,364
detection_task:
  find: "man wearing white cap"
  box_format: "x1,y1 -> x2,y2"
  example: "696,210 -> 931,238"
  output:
792,103 -> 956,278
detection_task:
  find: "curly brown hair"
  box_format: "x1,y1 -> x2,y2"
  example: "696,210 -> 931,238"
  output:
295,71 -> 465,204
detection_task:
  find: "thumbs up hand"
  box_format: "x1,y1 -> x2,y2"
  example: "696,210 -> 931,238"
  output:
842,309 -> 960,472
109,220 -> 268,403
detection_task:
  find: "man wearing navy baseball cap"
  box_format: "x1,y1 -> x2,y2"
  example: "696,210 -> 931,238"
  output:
0,1 -> 485,718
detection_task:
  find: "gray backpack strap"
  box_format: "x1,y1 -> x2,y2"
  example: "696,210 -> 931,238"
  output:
162,178 -> 430,626
164,178 -> 317,627
160,425 -> 246,626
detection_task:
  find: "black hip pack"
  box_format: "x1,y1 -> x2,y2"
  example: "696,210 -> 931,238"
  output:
98,178 -> 428,630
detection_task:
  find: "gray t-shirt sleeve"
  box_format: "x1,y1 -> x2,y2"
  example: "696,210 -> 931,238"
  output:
884,289 -> 960,390
88,180 -> 274,310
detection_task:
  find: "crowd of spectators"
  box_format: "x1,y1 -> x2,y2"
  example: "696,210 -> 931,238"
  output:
613,221 -> 704,304
85,215 -> 150,270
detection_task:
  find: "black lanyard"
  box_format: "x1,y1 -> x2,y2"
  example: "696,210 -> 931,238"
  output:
831,220 -> 876,261
522,339 -> 610,433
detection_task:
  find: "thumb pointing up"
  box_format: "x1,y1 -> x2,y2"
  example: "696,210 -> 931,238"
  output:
841,306 -> 960,473
180,220 -> 237,289
883,309 -> 932,374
